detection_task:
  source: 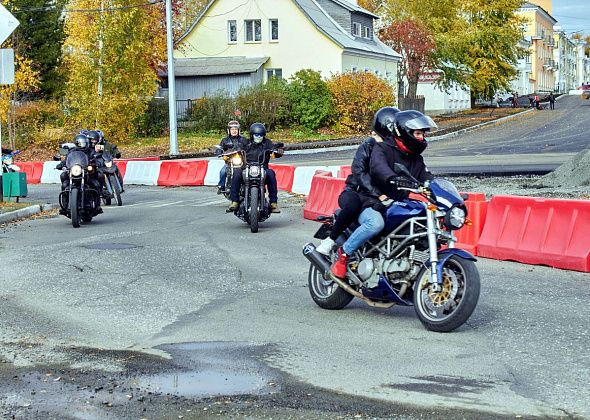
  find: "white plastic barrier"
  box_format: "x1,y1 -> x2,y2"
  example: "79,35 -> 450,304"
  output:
203,158 -> 225,186
291,165 -> 341,195
123,161 -> 162,185
39,161 -> 62,184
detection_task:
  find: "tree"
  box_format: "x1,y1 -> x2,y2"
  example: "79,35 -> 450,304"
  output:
439,0 -> 524,105
7,0 -> 67,97
287,69 -> 333,130
379,19 -> 436,98
62,0 -> 167,140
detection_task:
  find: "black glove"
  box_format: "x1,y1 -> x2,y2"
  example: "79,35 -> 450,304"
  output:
389,176 -> 419,189
56,161 -> 65,170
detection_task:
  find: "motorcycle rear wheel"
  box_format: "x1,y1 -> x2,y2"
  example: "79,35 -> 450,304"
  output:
70,187 -> 80,228
249,187 -> 259,233
413,255 -> 480,332
308,260 -> 353,310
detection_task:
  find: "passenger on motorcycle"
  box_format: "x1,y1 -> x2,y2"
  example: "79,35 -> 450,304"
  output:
330,108 -> 437,280
227,123 -> 283,213
316,108 -> 400,256
86,129 -> 125,192
217,120 -> 247,194
57,133 -> 104,214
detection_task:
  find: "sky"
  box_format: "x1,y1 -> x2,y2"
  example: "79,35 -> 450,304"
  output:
552,0 -> 590,35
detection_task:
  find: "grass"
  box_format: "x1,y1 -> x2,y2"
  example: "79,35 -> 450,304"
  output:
0,200 -> 32,214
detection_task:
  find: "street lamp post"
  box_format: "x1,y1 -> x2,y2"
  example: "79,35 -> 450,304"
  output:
165,0 -> 178,156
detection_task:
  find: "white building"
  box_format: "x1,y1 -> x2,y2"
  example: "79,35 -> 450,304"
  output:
416,72 -> 470,115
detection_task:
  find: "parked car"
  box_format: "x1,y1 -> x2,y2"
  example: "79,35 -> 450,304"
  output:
578,84 -> 590,91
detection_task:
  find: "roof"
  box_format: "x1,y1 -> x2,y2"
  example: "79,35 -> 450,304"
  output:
177,0 -> 400,61
159,56 -> 269,77
518,2 -> 557,24
291,0 -> 400,60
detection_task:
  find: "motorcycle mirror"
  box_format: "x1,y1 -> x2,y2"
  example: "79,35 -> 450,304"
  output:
53,154 -> 61,161
275,142 -> 284,148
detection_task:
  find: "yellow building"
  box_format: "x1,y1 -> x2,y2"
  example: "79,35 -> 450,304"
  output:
167,0 -> 400,101
516,1 -> 557,93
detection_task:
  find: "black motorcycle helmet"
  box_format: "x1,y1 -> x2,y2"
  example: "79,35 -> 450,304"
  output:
86,130 -> 101,145
372,107 -> 400,141
227,120 -> 240,136
249,123 -> 266,144
392,110 -> 438,155
74,134 -> 90,149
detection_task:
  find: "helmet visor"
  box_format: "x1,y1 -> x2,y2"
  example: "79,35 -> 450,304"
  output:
404,115 -> 438,133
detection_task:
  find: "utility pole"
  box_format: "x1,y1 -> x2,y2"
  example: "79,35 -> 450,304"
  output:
165,0 -> 178,156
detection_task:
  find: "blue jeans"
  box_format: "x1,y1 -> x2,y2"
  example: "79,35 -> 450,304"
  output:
342,207 -> 384,255
218,165 -> 227,188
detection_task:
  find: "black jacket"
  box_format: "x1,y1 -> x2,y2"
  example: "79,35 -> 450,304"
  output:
370,140 -> 433,202
220,135 -> 247,151
345,137 -> 381,197
242,138 -> 281,167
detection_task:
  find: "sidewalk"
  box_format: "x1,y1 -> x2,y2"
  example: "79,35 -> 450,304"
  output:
0,202 -> 59,224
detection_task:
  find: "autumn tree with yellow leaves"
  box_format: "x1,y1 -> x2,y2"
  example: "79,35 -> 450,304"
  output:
0,0 -> 41,149
62,0 -> 167,141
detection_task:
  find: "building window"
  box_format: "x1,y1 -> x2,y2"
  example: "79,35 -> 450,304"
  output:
362,26 -> 371,39
352,22 -> 361,37
270,19 -> 279,41
267,68 -> 282,80
228,20 -> 237,43
245,19 -> 261,42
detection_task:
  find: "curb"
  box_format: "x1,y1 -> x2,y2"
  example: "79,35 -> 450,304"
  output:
0,203 -> 60,224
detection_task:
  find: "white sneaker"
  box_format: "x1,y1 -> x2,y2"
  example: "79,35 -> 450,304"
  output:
316,237 -> 335,256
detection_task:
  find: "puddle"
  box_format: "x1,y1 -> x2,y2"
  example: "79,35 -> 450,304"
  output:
130,369 -> 267,397
123,342 -> 279,398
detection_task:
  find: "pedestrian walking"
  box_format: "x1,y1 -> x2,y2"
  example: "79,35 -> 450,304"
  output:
549,92 -> 555,110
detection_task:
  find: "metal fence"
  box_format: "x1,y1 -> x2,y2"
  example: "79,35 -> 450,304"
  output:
398,96 -> 425,113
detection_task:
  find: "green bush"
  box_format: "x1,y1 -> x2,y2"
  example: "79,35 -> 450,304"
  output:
11,100 -> 67,149
186,91 -> 238,132
287,69 -> 332,130
135,97 -> 169,137
236,78 -> 289,131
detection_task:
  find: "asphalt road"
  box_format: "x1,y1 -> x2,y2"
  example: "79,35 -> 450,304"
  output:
1,185 -> 589,418
280,94 -> 589,174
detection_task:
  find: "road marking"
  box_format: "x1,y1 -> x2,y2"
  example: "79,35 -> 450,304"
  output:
150,200 -> 186,208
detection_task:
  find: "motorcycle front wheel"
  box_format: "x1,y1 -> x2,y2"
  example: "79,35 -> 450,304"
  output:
70,187 -> 80,228
308,255 -> 353,310
413,255 -> 480,332
249,186 -> 259,233
110,175 -> 122,206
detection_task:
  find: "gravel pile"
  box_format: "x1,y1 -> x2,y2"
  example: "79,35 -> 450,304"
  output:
539,149 -> 590,188
449,174 -> 590,201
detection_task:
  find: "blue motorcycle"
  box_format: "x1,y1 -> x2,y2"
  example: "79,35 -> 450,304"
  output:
303,164 -> 480,332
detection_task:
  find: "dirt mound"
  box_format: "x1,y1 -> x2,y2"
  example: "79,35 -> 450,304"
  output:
540,148 -> 590,187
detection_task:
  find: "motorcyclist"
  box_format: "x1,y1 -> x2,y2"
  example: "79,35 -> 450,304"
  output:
227,123 -> 283,213
330,108 -> 437,280
86,129 -> 124,192
315,108 -> 400,255
57,133 -> 103,214
216,120 -> 247,194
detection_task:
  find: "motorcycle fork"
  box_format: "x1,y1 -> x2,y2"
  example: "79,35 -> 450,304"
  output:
426,209 -> 442,292
104,174 -> 113,195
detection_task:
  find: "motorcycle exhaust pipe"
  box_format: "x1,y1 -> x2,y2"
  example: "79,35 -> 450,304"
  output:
302,243 -> 331,277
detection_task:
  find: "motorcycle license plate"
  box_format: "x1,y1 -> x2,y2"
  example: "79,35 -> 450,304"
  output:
313,223 -> 332,240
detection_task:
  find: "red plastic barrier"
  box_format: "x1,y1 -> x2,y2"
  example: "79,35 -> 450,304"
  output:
303,171 -> 346,221
269,163 -> 295,191
17,161 -> 44,184
338,165 -> 352,179
157,160 -> 208,186
113,160 -> 128,179
454,192 -> 488,255
477,195 -> 590,272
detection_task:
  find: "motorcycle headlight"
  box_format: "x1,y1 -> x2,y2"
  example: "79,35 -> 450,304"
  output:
105,161 -> 113,168
445,206 -> 466,230
231,155 -> 242,166
87,165 -> 93,172
71,164 -> 83,177
248,165 -> 261,177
